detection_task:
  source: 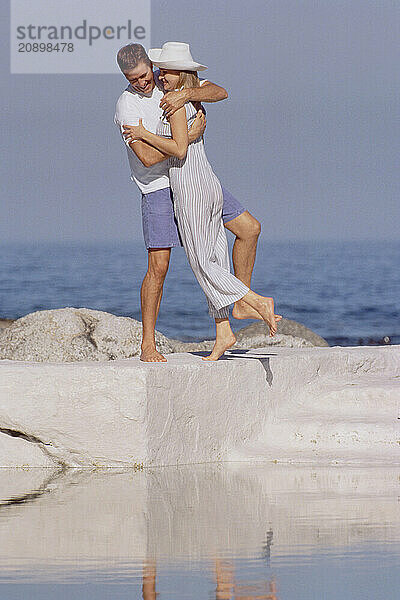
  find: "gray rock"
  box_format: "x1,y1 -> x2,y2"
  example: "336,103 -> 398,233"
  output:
0,319 -> 14,331
0,309 -> 328,362
235,332 -> 314,348
169,339 -> 215,353
235,318 -> 329,348
169,318 -> 327,352
169,333 -> 314,352
0,307 -> 173,362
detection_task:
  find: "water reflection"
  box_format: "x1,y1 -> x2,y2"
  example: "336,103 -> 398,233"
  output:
214,560 -> 277,600
142,562 -> 156,600
0,463 -> 398,597
142,560 -> 278,600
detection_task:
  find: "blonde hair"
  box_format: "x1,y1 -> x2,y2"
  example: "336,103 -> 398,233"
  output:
177,70 -> 200,89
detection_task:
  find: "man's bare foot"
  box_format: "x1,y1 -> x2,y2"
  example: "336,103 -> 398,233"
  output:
202,333 -> 236,361
232,300 -> 263,320
232,300 -> 282,329
253,297 -> 280,337
140,347 -> 167,362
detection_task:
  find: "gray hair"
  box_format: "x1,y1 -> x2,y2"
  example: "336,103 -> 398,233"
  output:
116,43 -> 151,73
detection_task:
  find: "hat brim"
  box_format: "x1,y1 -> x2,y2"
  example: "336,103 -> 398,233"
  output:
148,48 -> 207,71
152,60 -> 207,72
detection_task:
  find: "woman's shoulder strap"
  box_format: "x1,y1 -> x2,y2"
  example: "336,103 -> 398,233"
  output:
185,101 -> 197,119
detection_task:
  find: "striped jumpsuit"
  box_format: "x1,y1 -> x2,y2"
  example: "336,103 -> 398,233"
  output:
157,101 -> 250,319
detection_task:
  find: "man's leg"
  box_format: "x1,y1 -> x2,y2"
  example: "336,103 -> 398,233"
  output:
140,248 -> 171,362
224,210 -> 263,320
140,187 -> 180,362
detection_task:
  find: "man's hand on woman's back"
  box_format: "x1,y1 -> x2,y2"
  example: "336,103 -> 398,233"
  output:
188,111 -> 206,143
160,90 -> 188,117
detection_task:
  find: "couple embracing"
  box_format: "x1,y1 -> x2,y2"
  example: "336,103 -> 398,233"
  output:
115,42 -> 281,362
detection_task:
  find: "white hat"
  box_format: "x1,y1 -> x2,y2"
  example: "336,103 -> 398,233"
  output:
148,42 -> 207,71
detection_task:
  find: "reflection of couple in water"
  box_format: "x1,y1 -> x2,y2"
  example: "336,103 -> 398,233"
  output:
115,42 -> 281,363
142,560 -> 278,600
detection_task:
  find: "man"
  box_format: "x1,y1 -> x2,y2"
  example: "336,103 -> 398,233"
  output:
115,43 -> 261,362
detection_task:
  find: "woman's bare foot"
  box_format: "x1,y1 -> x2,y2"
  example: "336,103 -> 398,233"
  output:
202,333 -> 236,361
140,346 -> 167,362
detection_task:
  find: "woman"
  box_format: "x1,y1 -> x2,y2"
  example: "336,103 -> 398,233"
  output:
123,42 -> 281,361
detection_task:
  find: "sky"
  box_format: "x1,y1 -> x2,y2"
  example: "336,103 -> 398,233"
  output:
1,0 -> 399,242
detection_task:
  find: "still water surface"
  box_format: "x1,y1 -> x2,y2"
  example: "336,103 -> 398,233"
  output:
0,464 -> 399,599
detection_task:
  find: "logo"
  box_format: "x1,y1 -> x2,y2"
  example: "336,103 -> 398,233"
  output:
10,0 -> 151,74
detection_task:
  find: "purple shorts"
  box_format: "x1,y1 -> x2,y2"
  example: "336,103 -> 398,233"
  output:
141,186 -> 246,249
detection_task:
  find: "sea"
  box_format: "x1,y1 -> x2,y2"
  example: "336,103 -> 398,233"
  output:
0,239 -> 399,345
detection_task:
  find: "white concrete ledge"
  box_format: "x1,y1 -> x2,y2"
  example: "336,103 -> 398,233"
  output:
0,346 -> 399,467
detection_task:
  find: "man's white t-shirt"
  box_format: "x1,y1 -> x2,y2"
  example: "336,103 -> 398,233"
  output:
114,72 -> 206,195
